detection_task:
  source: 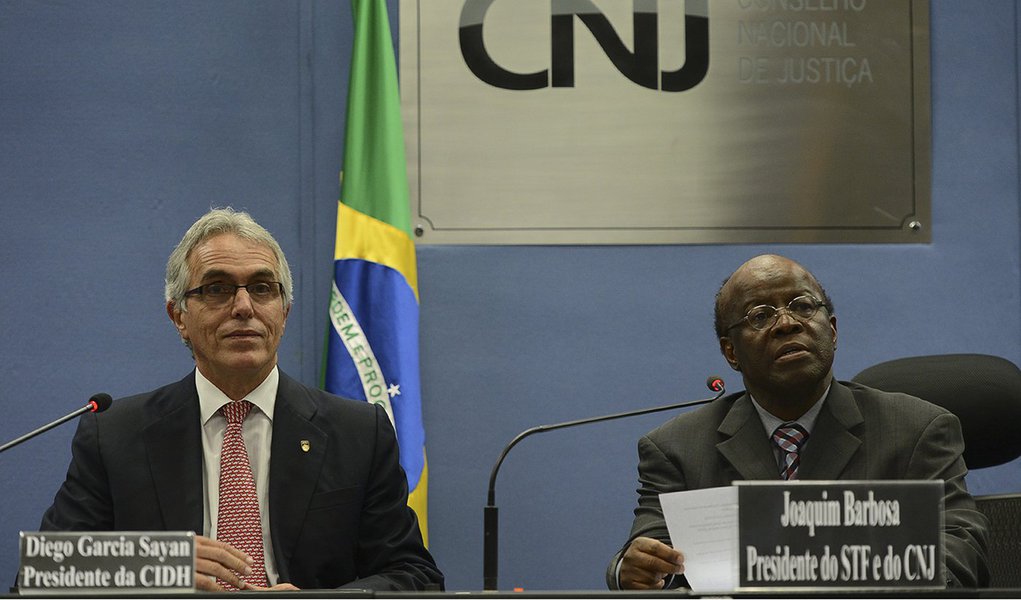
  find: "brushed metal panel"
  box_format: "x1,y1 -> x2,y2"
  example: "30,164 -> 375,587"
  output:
400,0 -> 930,244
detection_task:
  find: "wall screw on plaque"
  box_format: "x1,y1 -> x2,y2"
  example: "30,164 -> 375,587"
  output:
415,225 -> 424,237
908,221 -> 922,232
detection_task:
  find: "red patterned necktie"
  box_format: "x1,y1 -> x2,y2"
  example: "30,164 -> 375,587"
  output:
216,400 -> 269,590
772,422 -> 809,480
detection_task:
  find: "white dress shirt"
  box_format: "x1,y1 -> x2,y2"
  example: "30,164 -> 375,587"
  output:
197,366 -> 280,586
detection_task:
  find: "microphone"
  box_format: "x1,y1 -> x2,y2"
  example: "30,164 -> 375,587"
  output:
0,393 -> 113,454
482,376 -> 727,590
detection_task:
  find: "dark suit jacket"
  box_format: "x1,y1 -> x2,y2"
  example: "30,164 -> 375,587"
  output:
607,380 -> 989,589
39,371 -> 442,591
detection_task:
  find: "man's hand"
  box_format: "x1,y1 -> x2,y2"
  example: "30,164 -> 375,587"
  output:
193,535 -> 254,592
193,536 -> 302,592
246,583 -> 302,592
619,536 -> 684,590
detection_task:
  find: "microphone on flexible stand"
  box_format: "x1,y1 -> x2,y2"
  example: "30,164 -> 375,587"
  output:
0,393 -> 113,454
482,376 -> 727,591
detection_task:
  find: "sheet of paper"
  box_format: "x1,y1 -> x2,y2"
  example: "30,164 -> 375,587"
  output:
659,486 -> 739,593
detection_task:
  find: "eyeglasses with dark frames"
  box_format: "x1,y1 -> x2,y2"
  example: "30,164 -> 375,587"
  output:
183,282 -> 284,307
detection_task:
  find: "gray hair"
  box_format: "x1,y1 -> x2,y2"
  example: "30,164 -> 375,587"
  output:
165,207 -> 294,312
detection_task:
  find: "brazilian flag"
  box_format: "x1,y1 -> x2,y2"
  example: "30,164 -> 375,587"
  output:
325,0 -> 428,545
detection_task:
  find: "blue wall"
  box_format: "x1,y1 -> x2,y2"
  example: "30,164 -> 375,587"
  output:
0,0 -> 1018,592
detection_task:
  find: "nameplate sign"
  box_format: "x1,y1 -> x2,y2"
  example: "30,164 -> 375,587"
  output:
738,481 -> 943,591
18,531 -> 195,594
660,480 -> 943,592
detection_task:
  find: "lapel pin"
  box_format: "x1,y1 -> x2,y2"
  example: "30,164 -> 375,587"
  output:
300,440 -> 311,453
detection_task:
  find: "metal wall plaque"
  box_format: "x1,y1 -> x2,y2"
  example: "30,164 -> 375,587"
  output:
400,0 -> 931,244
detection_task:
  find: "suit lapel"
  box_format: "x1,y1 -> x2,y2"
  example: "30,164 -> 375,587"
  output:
717,394 -> 783,480
267,373 -> 327,581
144,374 -> 204,532
799,382 -> 864,479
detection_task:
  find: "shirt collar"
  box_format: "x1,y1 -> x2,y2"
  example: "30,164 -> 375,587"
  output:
750,381 -> 831,436
196,366 -> 279,424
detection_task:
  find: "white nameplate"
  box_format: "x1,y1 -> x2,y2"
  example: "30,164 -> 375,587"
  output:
18,531 -> 195,594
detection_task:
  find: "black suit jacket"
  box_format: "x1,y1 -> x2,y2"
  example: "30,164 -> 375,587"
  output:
607,380 -> 989,589
39,371 -> 442,591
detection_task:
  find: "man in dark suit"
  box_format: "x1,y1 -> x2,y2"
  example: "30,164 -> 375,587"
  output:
607,254 -> 988,590
39,208 -> 442,592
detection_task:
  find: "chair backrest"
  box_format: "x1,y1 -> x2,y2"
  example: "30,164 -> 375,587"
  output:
974,494 -> 1021,588
851,354 -> 1021,469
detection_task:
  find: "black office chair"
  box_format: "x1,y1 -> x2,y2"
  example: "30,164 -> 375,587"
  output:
852,353 -> 1021,588
973,493 -> 1021,588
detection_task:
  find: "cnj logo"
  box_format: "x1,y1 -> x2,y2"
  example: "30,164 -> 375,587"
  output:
459,0 -> 709,91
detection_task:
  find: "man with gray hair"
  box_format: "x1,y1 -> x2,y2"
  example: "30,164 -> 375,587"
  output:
40,207 -> 442,592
